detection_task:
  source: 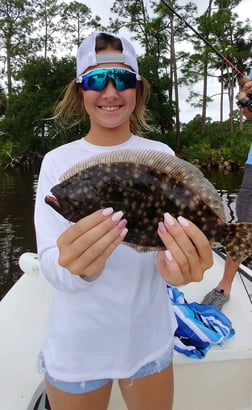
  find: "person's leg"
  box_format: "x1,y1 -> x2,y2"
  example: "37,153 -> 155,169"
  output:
201,254 -> 238,309
119,363 -> 174,410
216,254 -> 239,295
202,162 -> 252,310
45,378 -> 113,410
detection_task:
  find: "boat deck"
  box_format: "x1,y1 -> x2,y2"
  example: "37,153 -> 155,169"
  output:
109,251 -> 252,410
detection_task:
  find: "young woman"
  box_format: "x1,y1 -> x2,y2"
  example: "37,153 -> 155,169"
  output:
35,31 -> 213,410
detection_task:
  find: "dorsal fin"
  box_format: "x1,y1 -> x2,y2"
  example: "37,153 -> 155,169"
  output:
60,149 -> 225,221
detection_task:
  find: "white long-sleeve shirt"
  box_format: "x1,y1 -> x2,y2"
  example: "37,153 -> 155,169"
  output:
34,134 -> 177,382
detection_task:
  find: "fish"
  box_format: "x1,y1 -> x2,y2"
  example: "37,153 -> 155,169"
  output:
45,149 -> 252,262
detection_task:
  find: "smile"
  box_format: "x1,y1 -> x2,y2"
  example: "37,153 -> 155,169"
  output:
100,106 -> 121,112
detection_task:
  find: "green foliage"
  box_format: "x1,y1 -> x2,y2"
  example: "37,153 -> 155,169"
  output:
139,55 -> 175,133
1,56 -> 76,154
59,2 -> 96,49
0,140 -> 15,165
0,87 -> 7,116
0,0 -> 251,168
145,129 -> 177,150
179,115 -> 252,164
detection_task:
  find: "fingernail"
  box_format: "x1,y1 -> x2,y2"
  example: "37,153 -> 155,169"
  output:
158,221 -> 167,234
102,207 -> 114,216
165,249 -> 173,261
120,228 -> 128,238
164,212 -> 175,225
117,218 -> 128,230
112,210 -> 124,222
178,216 -> 189,227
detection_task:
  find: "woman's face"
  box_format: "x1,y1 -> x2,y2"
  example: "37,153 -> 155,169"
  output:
82,50 -> 137,135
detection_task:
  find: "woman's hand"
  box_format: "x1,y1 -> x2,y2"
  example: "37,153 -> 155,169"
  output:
242,80 -> 252,95
156,212 -> 213,286
241,80 -> 252,119
57,208 -> 128,280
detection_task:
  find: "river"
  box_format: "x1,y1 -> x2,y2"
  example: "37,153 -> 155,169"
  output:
0,168 -> 38,300
0,166 -> 245,300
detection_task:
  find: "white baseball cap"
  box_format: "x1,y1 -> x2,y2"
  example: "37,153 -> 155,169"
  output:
76,31 -> 139,81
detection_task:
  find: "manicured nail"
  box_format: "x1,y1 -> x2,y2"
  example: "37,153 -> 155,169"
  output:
120,227 -> 128,238
102,207 -> 114,216
158,221 -> 168,234
164,212 -> 175,225
117,218 -> 128,230
112,210 -> 124,222
165,249 -> 173,261
178,216 -> 189,227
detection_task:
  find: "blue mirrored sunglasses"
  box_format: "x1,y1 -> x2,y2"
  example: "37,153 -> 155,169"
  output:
77,68 -> 141,91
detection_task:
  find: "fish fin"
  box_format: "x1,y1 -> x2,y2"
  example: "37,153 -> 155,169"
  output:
60,149 -> 225,221
223,222 -> 252,263
122,241 -> 164,253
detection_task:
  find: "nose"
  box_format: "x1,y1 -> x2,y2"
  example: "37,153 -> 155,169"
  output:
102,79 -> 118,98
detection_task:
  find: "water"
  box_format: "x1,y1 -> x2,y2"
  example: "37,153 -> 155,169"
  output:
0,168 -> 38,299
203,168 -> 244,223
0,166 -> 245,300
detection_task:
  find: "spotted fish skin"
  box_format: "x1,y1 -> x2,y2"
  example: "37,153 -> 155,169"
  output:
45,149 -> 252,263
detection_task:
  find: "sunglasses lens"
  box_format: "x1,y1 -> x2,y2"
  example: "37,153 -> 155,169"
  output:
82,68 -> 138,91
83,71 -> 106,91
115,70 -> 137,90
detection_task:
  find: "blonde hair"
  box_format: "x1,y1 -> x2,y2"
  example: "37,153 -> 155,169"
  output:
53,33 -> 151,134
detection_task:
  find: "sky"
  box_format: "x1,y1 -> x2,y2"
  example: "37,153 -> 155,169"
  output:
76,0 -> 251,123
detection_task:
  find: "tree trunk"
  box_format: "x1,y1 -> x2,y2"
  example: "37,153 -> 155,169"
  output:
170,13 -> 180,148
201,0 -> 213,134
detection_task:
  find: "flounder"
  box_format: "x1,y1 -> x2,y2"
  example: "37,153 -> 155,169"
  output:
45,149 -> 252,262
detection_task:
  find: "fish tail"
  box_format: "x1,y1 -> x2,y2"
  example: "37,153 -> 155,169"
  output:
223,222 -> 252,263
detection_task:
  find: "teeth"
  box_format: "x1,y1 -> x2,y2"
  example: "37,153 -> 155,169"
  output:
101,106 -> 119,111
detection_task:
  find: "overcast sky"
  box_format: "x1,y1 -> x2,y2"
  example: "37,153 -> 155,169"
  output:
78,0 -> 251,123
82,0 -> 250,25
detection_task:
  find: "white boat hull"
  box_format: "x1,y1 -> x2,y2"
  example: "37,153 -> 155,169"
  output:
0,251 -> 251,410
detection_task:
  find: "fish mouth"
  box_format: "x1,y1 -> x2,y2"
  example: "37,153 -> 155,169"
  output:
45,195 -> 61,212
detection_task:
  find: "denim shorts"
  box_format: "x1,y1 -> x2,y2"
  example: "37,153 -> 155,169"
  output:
39,348 -> 173,394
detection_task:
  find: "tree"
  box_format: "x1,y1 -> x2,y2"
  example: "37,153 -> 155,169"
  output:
210,4 -> 252,130
59,2 -> 102,49
180,0 -> 251,132
110,0 -> 176,137
0,0 -> 34,98
0,87 -> 7,118
31,0 -> 63,59
1,56 -> 78,153
151,0 -> 198,147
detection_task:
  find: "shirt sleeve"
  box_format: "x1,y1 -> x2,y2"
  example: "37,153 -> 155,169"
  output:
245,143 -> 252,165
34,154 -> 98,292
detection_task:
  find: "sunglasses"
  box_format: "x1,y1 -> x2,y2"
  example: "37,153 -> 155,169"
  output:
77,68 -> 141,91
